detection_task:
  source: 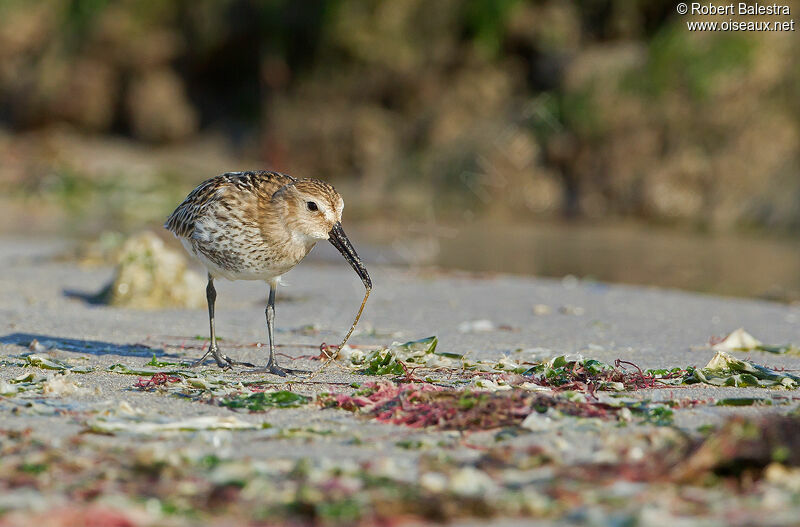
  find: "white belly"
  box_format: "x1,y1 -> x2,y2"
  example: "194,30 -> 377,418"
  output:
179,236 -> 313,282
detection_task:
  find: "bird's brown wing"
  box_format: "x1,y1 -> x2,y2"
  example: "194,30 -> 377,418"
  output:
164,171 -> 296,239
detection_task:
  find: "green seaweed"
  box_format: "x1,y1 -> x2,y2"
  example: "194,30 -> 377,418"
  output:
108,364 -> 192,376
360,349 -> 406,376
755,345 -> 800,355
395,336 -> 439,357
146,354 -> 180,367
24,354 -> 93,373
643,406 -> 674,426
686,351 -> 800,389
457,391 -> 488,410
395,439 -> 425,450
315,498 -> 362,523
194,335 -> 224,341
524,355 -> 624,390
645,367 -> 686,378
275,427 -> 333,439
436,351 -> 464,359
220,391 -> 311,411
20,463 -> 49,475
347,336 -> 441,375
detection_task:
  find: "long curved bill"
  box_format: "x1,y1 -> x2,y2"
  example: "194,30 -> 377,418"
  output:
328,222 -> 372,351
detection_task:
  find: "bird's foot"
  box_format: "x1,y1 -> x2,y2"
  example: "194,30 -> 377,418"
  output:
246,363 -> 310,377
186,350 -> 213,368
187,348 -> 254,369
218,355 -> 256,369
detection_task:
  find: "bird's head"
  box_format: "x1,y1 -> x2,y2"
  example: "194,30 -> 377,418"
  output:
273,179 -> 344,242
272,179 -> 371,290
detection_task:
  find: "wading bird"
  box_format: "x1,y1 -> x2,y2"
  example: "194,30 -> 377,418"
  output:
165,171 -> 371,376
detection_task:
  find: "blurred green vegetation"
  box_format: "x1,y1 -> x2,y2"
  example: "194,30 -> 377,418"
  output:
0,0 -> 798,233
633,27 -> 754,100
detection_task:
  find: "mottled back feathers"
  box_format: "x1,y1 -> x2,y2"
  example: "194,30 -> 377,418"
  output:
164,171 -> 297,239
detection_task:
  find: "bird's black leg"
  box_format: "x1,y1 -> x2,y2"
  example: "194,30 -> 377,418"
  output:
248,281 -> 308,376
264,282 -> 285,375
190,274 -> 253,369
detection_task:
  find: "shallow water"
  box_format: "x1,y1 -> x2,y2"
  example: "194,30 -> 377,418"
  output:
348,221 -> 800,302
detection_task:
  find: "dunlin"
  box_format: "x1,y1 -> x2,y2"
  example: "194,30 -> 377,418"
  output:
165,171 -> 372,376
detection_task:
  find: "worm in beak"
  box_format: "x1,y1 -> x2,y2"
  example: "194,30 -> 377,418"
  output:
328,222 -> 372,349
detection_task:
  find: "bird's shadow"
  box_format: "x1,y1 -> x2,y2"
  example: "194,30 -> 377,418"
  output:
63,287 -> 107,305
0,333 -> 167,358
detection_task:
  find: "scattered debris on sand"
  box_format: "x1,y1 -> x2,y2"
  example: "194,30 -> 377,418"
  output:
710,327 -> 799,355
5,325 -> 800,524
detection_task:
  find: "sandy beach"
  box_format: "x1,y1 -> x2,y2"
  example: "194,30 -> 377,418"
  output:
1,237 -> 800,525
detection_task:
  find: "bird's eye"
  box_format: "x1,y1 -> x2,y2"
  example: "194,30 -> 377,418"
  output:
306,201 -> 318,212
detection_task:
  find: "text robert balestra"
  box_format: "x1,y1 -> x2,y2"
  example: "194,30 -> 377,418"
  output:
690,3 -> 791,15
